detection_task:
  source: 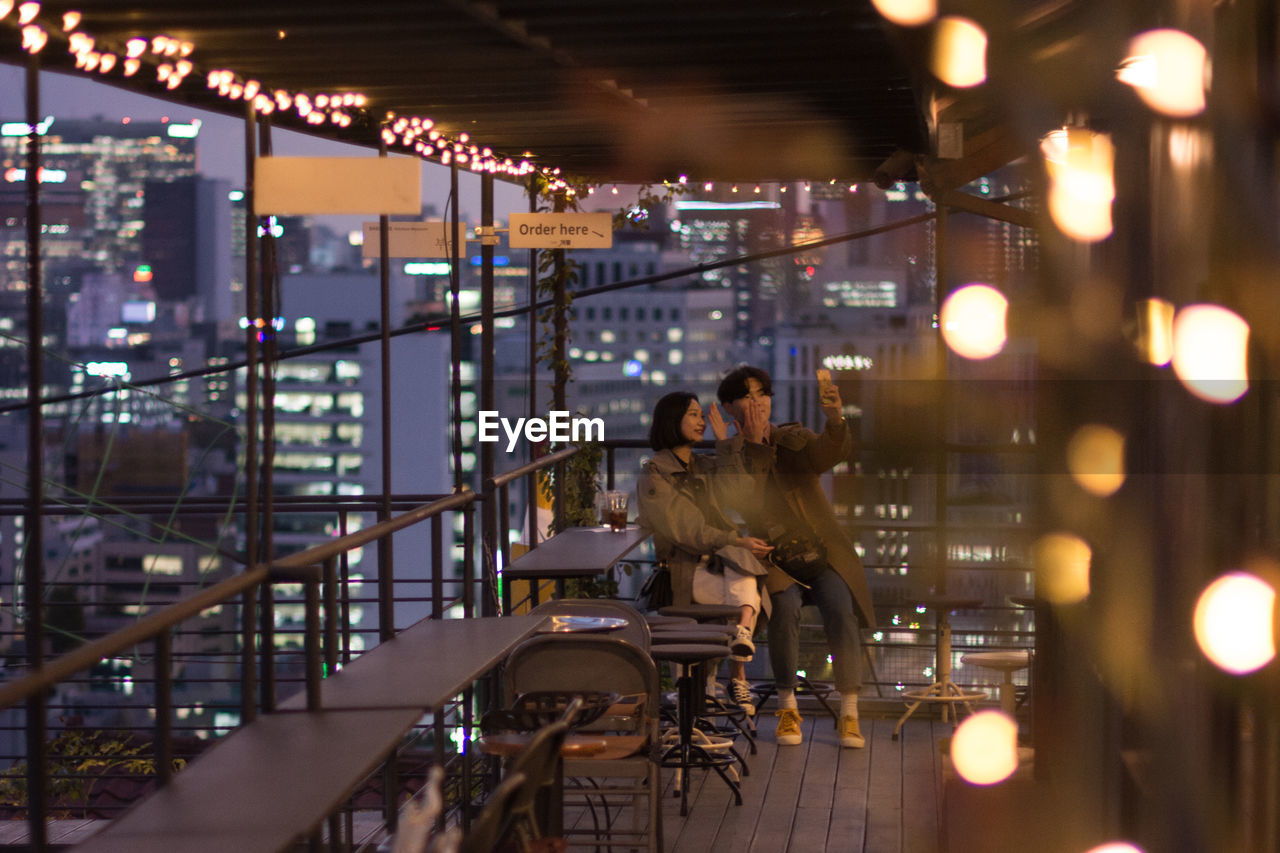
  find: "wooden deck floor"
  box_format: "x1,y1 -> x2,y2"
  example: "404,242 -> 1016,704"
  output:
2,713 -> 954,851
560,709 -> 947,853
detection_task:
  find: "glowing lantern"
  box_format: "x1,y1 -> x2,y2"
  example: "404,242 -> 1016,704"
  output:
1171,304 -> 1249,404
940,284 -> 1007,359
1118,29 -> 1208,117
1045,127 -> 1114,242
931,17 -> 987,88
1066,424 -> 1126,497
1193,572 -> 1276,675
1033,533 -> 1092,605
951,711 -> 1019,785
872,0 -> 936,27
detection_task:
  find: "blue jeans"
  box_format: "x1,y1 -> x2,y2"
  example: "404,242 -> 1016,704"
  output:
767,569 -> 862,695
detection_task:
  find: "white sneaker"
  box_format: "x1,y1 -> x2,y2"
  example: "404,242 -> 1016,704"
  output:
730,624 -> 755,659
729,678 -> 755,717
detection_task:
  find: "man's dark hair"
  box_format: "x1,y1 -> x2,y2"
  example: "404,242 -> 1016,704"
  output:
716,365 -> 772,404
649,391 -> 699,451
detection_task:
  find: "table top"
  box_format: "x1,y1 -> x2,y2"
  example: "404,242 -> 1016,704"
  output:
280,614 -> 545,711
82,614 -> 547,853
504,524 -> 650,579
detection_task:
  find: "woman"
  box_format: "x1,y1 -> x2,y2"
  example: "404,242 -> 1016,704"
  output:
636,391 -> 773,715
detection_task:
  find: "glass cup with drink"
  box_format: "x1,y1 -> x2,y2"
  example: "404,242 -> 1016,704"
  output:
603,490 -> 629,532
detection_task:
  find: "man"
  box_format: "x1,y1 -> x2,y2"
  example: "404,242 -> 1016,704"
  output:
716,365 -> 875,748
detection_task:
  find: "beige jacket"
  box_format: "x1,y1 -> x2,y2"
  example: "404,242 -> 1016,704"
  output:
636,445 -> 770,619
720,417 -> 876,629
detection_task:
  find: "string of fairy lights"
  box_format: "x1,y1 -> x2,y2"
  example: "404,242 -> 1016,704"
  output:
0,1 -> 886,199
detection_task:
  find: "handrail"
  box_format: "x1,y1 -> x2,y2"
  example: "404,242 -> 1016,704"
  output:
484,446 -> 577,490
0,488 -> 476,712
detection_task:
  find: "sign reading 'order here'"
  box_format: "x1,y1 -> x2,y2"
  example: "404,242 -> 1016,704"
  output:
508,212 -> 614,249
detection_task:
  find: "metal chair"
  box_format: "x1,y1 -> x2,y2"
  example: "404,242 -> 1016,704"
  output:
504,634 -> 663,853
459,771 -> 527,853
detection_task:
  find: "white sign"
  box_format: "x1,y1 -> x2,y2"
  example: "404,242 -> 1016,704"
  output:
508,213 -> 613,249
361,221 -> 467,259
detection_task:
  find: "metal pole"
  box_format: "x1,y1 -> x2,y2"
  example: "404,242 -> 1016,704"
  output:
480,174 -> 496,617
22,56 -> 47,852
377,141 -> 395,643
256,118 -> 276,712
339,513 -> 351,666
551,192 -> 567,412
449,162 -> 464,492
241,102 -> 261,724
304,576 -> 322,711
323,557 -> 338,679
933,205 -> 948,596
526,175 -> 539,550
431,513 -> 443,619
155,631 -> 173,787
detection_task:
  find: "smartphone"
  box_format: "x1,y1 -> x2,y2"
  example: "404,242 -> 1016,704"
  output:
815,368 -> 833,390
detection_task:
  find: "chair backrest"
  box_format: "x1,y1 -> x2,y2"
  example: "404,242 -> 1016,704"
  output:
529,598 -> 652,650
506,718 -> 572,842
458,770 -> 525,853
504,634 -> 659,717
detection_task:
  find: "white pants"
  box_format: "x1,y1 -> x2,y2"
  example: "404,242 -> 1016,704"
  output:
692,562 -> 761,618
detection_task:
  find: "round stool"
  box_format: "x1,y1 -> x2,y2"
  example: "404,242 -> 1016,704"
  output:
892,594 -> 988,739
649,643 -> 740,816
644,613 -> 698,628
650,623 -> 734,642
660,604 -> 743,622
961,650 -> 1031,716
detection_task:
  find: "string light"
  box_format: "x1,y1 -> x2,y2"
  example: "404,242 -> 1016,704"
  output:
21,23 -> 46,53
11,8 -> 868,186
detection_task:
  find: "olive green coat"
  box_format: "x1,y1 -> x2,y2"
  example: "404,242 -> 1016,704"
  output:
721,417 -> 876,629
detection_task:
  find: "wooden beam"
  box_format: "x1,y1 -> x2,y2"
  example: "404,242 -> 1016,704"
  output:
936,188 -> 1037,229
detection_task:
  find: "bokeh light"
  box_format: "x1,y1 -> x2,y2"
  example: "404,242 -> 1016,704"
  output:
1118,29 -> 1208,117
1034,533 -> 1092,605
1045,128 -> 1114,242
1067,424 -> 1126,497
1171,304 -> 1249,404
1134,298 -> 1175,366
1085,844 -> 1144,853
940,284 -> 1007,359
951,710 -> 1019,785
872,0 -> 936,28
1193,572 -> 1276,675
931,17 -> 987,88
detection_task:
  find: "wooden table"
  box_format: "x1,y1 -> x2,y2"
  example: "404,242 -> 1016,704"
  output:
503,525 -> 650,611
76,615 -> 546,853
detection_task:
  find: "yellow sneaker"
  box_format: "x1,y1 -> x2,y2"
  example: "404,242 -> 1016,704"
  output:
839,714 -> 866,749
775,708 -> 803,746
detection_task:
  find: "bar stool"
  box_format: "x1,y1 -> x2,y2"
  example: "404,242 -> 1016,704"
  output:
649,624 -> 755,757
659,603 -> 745,623
960,650 -> 1031,716
649,643 -> 741,816
892,594 -> 987,739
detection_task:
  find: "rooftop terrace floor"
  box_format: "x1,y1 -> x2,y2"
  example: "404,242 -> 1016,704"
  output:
656,711 -> 948,853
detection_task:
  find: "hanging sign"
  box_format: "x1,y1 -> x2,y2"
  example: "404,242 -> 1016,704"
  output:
508,213 -> 613,249
361,221 -> 467,258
